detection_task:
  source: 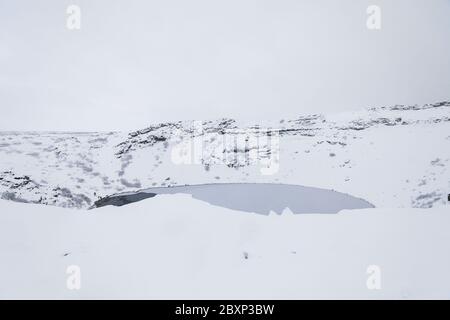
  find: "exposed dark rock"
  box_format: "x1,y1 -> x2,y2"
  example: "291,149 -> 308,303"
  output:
93,192 -> 157,208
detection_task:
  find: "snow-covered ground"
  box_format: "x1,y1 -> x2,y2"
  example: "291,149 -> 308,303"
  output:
0,198 -> 449,299
0,101 -> 449,299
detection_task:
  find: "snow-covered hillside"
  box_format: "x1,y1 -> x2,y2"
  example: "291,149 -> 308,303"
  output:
1,101 -> 449,209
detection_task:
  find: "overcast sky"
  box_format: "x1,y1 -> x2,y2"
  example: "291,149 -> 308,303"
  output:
0,0 -> 449,131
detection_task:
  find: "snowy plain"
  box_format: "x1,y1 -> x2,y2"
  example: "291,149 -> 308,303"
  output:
0,198 -> 449,299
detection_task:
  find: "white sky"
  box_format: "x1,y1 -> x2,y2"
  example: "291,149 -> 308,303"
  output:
0,0 -> 449,131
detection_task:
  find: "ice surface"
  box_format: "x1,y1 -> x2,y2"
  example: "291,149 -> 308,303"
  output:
94,183 -> 374,214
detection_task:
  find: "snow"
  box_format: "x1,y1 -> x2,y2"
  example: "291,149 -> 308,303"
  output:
0,197 -> 449,299
0,101 -> 449,299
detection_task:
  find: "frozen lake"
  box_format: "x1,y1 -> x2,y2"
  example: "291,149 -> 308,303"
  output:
94,183 -> 374,214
